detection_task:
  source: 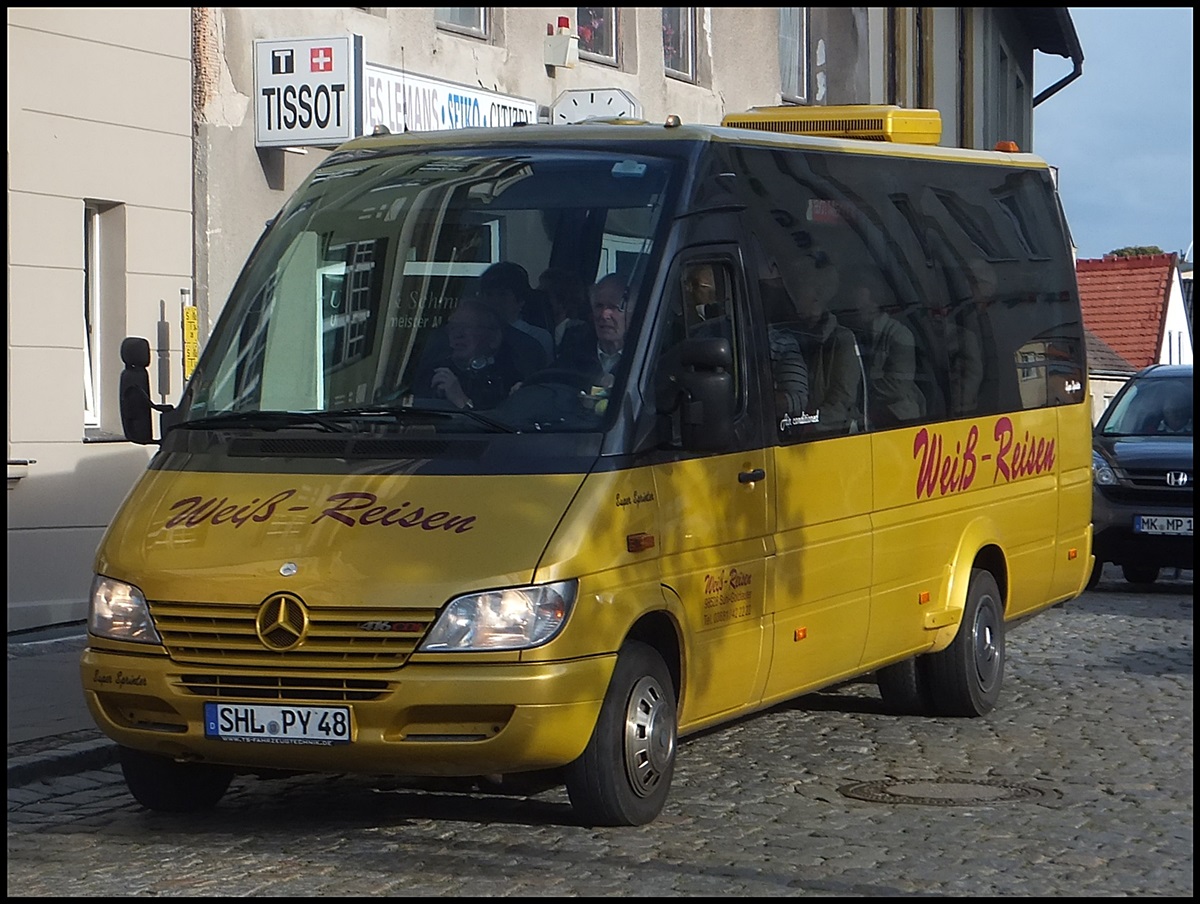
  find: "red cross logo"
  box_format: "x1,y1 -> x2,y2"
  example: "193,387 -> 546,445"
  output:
310,46 -> 334,72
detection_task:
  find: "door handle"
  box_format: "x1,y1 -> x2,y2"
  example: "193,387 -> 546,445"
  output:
738,468 -> 766,484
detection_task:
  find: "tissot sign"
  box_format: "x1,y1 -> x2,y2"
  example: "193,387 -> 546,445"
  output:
254,35 -> 537,148
254,36 -> 363,147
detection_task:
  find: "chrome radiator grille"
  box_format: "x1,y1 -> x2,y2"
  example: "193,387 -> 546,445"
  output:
150,599 -> 438,669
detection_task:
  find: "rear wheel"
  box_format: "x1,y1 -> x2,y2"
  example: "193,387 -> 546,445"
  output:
922,569 -> 1005,717
1121,563 -> 1159,585
119,746 -> 233,812
565,640 -> 676,826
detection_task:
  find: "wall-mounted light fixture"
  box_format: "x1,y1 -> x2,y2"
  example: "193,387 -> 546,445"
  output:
544,16 -> 579,70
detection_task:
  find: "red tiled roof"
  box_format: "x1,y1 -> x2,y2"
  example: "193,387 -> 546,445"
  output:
1076,253 -> 1177,370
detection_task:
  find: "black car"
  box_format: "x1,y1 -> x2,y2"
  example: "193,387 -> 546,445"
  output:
1089,363 -> 1193,587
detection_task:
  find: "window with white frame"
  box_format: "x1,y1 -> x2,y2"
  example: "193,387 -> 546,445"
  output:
662,8 -> 695,80
779,7 -> 809,103
434,7 -> 487,39
83,203 -> 102,427
577,7 -> 617,64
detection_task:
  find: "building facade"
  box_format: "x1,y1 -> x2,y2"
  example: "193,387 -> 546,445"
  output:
7,7 -> 1081,631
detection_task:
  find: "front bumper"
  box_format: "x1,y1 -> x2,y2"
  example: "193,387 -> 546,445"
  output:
81,647 -> 614,776
1091,489 -> 1193,569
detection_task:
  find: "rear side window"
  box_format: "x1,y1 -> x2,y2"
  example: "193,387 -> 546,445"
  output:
721,143 -> 1086,433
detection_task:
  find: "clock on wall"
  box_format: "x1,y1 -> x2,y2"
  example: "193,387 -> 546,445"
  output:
551,88 -> 643,124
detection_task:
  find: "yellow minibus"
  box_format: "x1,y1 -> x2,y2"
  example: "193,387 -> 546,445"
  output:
83,106 -> 1093,826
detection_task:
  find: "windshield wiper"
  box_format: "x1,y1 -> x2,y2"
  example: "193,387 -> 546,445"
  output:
176,410 -> 351,433
329,404 -> 517,433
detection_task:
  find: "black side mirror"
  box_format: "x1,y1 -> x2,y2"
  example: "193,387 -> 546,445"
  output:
119,337 -> 155,444
669,337 -> 736,452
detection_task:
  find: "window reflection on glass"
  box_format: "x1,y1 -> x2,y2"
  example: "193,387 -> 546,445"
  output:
662,8 -> 694,79
577,7 -> 616,61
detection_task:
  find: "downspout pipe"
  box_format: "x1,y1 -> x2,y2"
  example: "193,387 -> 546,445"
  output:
1033,56 -> 1082,107
1033,9 -> 1085,107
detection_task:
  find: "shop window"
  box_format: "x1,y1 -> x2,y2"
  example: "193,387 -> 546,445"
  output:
83,201 -> 127,436
83,205 -> 100,427
779,7 -> 809,103
577,7 -> 617,64
435,7 -> 488,39
662,8 -> 695,81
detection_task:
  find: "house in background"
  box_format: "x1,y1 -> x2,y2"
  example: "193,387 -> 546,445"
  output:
1076,253 -> 1193,422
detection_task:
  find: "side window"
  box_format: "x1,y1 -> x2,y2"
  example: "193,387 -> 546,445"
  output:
650,258 -> 743,443
83,201 -> 126,437
833,270 -> 927,431
577,7 -> 618,65
434,8 -> 488,39
680,260 -> 739,403
754,244 -> 864,441
662,8 -> 696,81
83,204 -> 102,428
779,7 -> 809,103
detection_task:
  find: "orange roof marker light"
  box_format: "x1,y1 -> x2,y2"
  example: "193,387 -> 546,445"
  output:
994,140 -> 1021,153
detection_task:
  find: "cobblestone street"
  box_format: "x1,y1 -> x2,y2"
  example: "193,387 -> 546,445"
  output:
8,570 -> 1192,896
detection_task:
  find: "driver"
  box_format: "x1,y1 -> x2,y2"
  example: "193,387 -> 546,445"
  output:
552,273 -> 629,388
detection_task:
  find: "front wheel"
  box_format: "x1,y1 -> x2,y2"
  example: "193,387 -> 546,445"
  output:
876,658 -> 932,715
1122,563 -> 1159,585
1085,558 -> 1104,591
922,569 -> 1005,717
119,746 -> 233,812
564,640 -> 677,826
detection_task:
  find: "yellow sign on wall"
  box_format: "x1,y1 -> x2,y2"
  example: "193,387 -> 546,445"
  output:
183,305 -> 200,379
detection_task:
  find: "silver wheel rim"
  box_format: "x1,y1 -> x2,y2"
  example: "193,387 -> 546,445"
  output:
623,674 -> 675,798
972,594 -> 1002,689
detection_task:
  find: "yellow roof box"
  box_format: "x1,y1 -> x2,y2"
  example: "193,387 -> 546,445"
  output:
721,104 -> 942,145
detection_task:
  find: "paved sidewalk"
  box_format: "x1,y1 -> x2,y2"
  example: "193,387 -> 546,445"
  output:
6,623 -> 117,787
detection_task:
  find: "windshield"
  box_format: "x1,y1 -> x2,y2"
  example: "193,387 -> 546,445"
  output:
184,146 -> 677,433
1099,374 -> 1193,437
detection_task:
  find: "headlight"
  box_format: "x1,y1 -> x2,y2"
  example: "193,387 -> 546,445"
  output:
89,575 -> 162,644
1092,449 -> 1117,486
419,579 -> 578,652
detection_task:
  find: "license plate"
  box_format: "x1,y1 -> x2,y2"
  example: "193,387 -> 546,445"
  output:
1134,515 -> 1193,536
204,702 -> 351,745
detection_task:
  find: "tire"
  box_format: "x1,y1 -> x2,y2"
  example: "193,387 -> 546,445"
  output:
922,568 -> 1005,717
876,658 -> 932,715
1085,558 -> 1104,591
119,746 -> 233,812
564,640 -> 677,826
1122,563 -> 1159,585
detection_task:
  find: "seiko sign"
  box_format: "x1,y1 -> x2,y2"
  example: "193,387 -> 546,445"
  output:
364,63 -> 537,134
254,36 -> 363,148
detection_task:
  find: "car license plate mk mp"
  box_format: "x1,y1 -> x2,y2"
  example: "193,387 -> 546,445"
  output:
1134,515 -> 1193,536
204,702 -> 351,745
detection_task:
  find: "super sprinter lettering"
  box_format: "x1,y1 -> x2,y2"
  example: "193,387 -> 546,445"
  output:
165,490 -> 476,533
913,415 -> 1056,499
